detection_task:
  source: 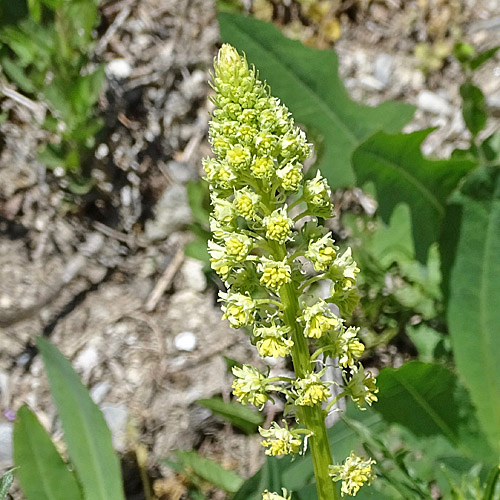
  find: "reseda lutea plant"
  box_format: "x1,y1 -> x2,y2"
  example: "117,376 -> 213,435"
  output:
204,44 -> 378,499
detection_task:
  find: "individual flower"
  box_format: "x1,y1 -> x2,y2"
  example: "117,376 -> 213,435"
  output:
258,257 -> 292,292
224,233 -> 252,261
234,187 -> 261,220
208,240 -> 232,279
342,365 -> 378,408
232,365 -> 271,408
255,132 -> 278,155
259,421 -> 304,456
294,371 -> 331,407
305,233 -> 338,272
251,156 -> 275,179
226,145 -> 252,170
219,291 -> 256,328
329,452 -> 376,497
263,207 -> 293,244
262,489 -> 291,500
211,195 -> 236,226
338,327 -> 365,368
254,324 -> 293,358
303,171 -> 332,218
299,300 -> 343,339
280,130 -> 310,162
202,157 -> 236,189
328,248 -> 360,288
277,163 -> 303,192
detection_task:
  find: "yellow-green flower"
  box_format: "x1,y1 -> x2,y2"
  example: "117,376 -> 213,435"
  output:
303,171 -> 332,218
294,371 -> 331,407
328,248 -> 360,289
225,233 -> 252,261
329,452 -> 376,496
234,186 -> 261,220
219,291 -> 256,328
258,257 -> 292,292
299,300 -> 343,339
251,156 -> 275,179
343,365 -> 378,408
305,233 -> 338,272
338,327 -> 365,368
263,208 -> 293,244
232,365 -> 270,408
259,422 -> 303,456
277,163 -> 303,192
262,489 -> 292,500
254,324 -> 293,358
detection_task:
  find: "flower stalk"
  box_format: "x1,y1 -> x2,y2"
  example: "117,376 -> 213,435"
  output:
204,44 -> 378,499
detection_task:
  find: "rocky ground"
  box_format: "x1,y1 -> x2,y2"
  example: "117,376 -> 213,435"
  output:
0,0 -> 499,498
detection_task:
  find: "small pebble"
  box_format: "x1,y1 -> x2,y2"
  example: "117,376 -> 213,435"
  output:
106,59 -> 132,79
174,331 -> 197,352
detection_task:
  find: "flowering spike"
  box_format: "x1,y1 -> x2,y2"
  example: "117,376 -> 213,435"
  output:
205,44 -> 377,500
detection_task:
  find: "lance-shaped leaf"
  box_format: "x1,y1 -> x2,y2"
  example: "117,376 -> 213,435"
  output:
14,405 -> 83,500
445,166 -> 500,454
352,129 -> 476,261
218,12 -> 415,188
37,337 -> 125,500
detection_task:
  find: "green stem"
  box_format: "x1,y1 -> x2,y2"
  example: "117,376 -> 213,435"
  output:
483,465 -> 500,500
270,241 -> 339,500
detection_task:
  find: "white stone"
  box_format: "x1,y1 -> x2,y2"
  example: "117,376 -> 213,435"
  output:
174,331 -> 197,352
180,257 -> 207,292
417,90 -> 452,116
101,403 -> 128,453
106,59 -> 132,79
0,423 -> 13,466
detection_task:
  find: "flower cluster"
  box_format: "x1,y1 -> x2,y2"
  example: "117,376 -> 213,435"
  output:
329,452 -> 376,496
205,44 -> 377,498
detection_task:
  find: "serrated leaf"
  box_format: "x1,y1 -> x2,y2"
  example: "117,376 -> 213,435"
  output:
218,12 -> 415,188
197,397 -> 264,434
175,450 -> 243,493
374,361 -> 495,463
13,405 -> 83,500
37,337 -> 125,500
460,81 -> 487,137
444,166 -> 500,454
352,128 -> 476,262
0,470 -> 14,500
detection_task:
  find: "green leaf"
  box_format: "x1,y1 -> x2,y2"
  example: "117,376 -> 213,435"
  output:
197,397 -> 264,434
37,337 -> 125,500
0,469 -> 14,500
469,46 -> 500,71
174,450 -> 244,493
445,166 -> 500,455
27,0 -> 41,22
352,128 -> 476,262
0,56 -> 36,93
374,361 -> 495,463
218,12 -> 415,188
13,405 -> 83,500
460,81 -> 487,137
406,324 -> 444,362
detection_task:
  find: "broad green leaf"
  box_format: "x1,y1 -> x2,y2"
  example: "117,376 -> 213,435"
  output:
197,397 -> 264,434
406,324 -> 444,362
460,81 -> 487,137
352,129 -> 476,262
445,166 -> 500,455
37,337 -> 125,500
375,361 -> 495,463
174,450 -> 243,493
218,12 -> 415,188
13,406 -> 82,500
0,469 -> 14,500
